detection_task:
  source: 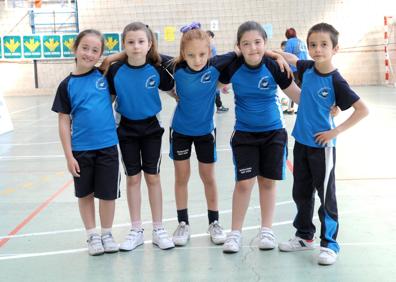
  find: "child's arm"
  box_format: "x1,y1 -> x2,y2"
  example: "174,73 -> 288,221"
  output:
99,51 -> 127,74
314,99 -> 369,146
265,50 -> 293,79
165,88 -> 179,102
58,113 -> 80,177
274,50 -> 299,67
282,80 -> 300,104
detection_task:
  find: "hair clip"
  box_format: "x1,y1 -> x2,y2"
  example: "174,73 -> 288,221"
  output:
180,22 -> 201,33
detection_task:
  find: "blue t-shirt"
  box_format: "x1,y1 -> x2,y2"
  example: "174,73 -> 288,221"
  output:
107,54 -> 174,120
51,68 -> 118,151
284,37 -> 308,72
219,56 -> 292,132
292,60 -> 360,148
171,52 -> 236,136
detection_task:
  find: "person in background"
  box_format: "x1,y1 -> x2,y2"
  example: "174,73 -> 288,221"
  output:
284,27 -> 308,114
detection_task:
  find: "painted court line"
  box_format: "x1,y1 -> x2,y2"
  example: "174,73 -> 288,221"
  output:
0,179 -> 73,248
0,212 -> 376,261
10,102 -> 51,115
0,201 -> 295,240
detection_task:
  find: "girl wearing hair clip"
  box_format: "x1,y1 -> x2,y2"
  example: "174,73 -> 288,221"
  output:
169,22 -> 292,247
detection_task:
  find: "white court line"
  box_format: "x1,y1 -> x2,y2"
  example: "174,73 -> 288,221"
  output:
0,201 -> 294,240
10,102 -> 51,115
0,211 -> 386,261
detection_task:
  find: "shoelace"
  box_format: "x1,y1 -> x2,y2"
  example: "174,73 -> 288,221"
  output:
209,222 -> 223,235
175,224 -> 187,237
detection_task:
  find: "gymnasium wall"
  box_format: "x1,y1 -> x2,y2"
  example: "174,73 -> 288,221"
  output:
0,0 -> 395,93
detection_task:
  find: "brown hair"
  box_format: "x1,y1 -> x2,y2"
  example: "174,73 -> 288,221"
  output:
285,28 -> 297,39
236,21 -> 267,45
121,22 -> 161,66
73,29 -> 105,55
173,28 -> 211,67
307,22 -> 339,48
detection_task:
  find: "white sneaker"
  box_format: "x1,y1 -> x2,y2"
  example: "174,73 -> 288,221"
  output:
318,247 -> 337,265
258,228 -> 276,250
87,233 -> 104,256
119,228 -> 144,251
101,232 -> 119,253
278,236 -> 315,252
208,220 -> 227,245
152,228 -> 175,250
223,231 -> 242,253
173,222 -> 190,246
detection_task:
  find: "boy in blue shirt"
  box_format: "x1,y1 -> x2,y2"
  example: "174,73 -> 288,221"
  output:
276,23 -> 369,265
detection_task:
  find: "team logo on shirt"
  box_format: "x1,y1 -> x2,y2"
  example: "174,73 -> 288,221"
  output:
201,71 -> 212,83
145,75 -> 157,89
96,77 -> 108,90
258,76 -> 270,90
317,87 -> 330,98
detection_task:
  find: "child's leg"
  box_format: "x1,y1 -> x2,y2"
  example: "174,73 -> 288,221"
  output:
231,178 -> 256,231
99,199 -> 116,229
126,174 -> 142,224
198,162 -> 218,212
78,193 -> 96,230
292,142 -> 316,240
174,159 -> 190,212
144,172 -> 163,223
257,176 -> 276,228
311,147 -> 339,253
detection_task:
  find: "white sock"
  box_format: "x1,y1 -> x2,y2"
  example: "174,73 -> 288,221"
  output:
153,221 -> 163,231
261,226 -> 273,233
86,228 -> 97,239
101,227 -> 112,235
131,221 -> 142,230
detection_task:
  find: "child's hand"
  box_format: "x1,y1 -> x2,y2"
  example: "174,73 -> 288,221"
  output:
275,56 -> 293,79
99,57 -> 111,75
168,88 -> 179,102
67,157 -> 80,177
330,106 -> 340,117
314,129 -> 339,146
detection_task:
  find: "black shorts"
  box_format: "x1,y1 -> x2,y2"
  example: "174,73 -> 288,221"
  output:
169,128 -> 217,163
72,145 -> 120,200
117,115 -> 164,176
230,128 -> 288,181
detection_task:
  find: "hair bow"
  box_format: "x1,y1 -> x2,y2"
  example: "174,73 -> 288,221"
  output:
180,22 -> 201,33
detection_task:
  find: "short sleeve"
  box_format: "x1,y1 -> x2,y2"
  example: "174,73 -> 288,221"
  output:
107,61 -> 124,95
333,72 -> 360,111
51,77 -> 71,114
211,52 -> 237,73
265,57 -> 292,90
296,60 -> 315,83
218,55 -> 242,84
